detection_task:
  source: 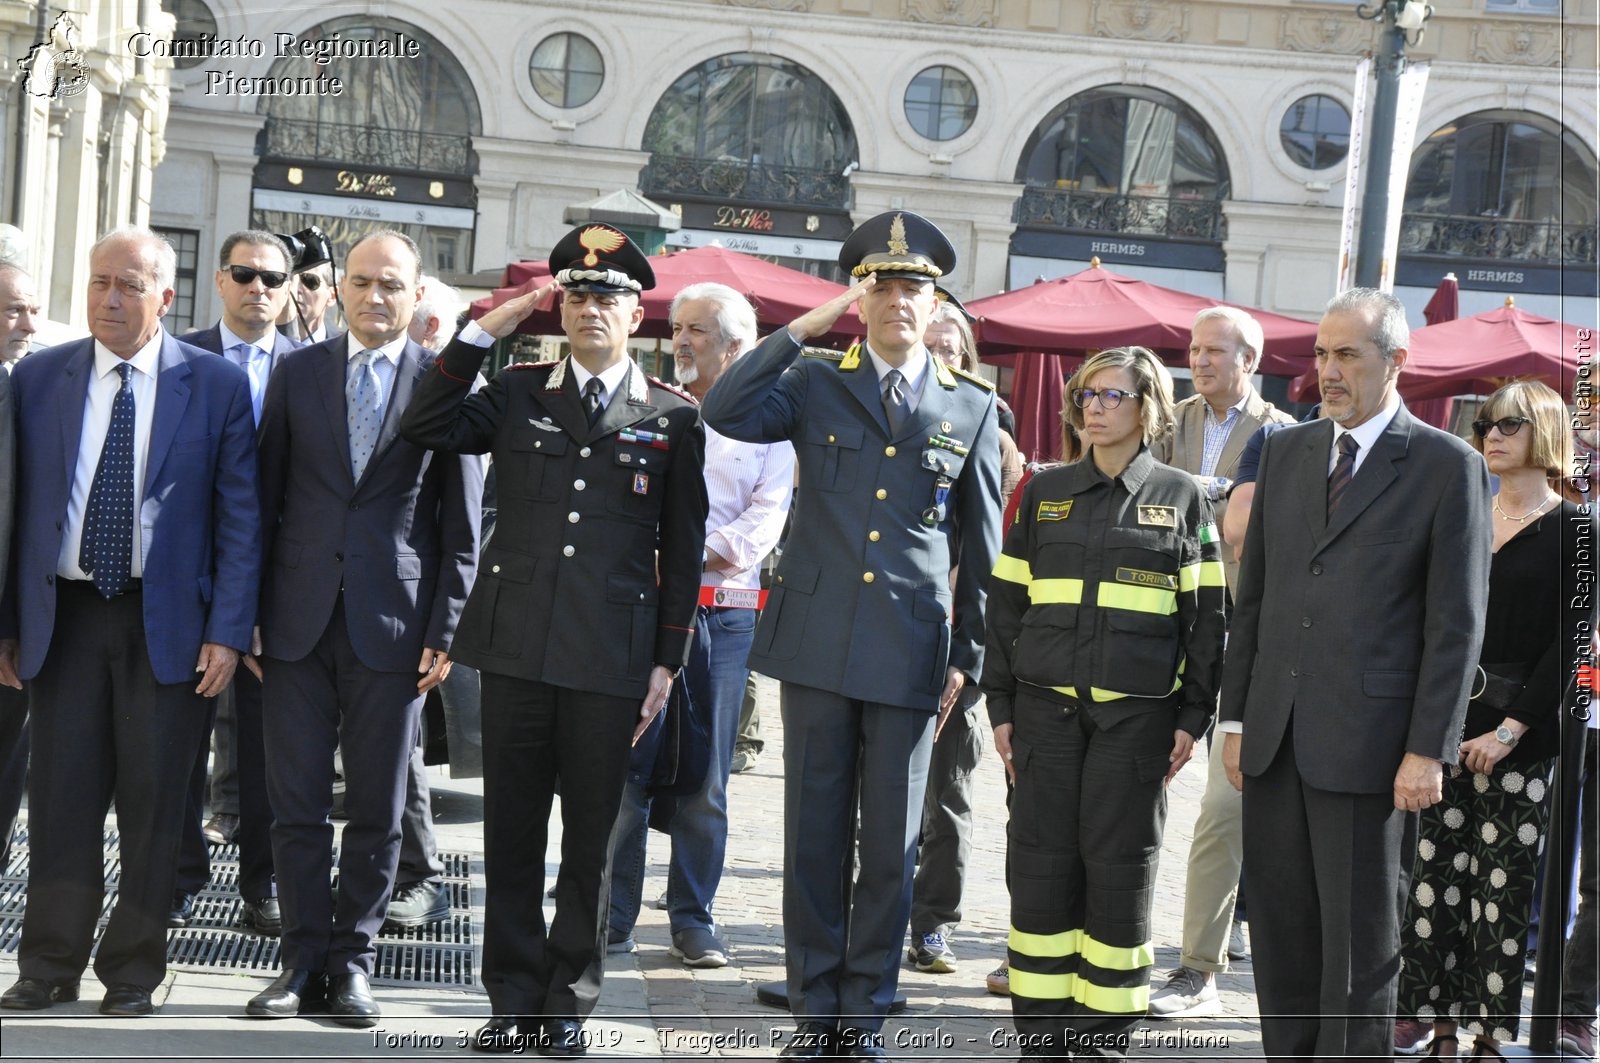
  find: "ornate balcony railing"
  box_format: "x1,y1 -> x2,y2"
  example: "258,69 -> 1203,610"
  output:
1015,186 -> 1227,242
640,155 -> 851,209
1399,212 -> 1597,266
262,118 -> 474,175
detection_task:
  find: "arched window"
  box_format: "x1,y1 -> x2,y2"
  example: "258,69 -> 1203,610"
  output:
1401,111 -> 1597,266
258,17 -> 482,175
641,53 -> 857,209
1014,85 -> 1230,241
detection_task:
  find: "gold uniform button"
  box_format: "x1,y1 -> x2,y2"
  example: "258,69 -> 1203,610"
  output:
862,572 -> 875,584
869,531 -> 880,542
875,488 -> 887,500
828,434 -> 836,443
885,445 -> 896,457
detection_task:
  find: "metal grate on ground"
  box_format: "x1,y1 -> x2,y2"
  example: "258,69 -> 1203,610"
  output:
0,826 -> 481,988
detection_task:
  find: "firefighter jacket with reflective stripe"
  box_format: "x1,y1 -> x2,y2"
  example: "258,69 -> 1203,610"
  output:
982,446 -> 1227,738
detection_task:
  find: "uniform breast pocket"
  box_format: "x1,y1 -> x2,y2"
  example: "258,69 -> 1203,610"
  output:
1098,609 -> 1181,696
801,421 -> 863,493
609,443 -> 667,522
503,426 -> 568,501
1106,526 -> 1181,583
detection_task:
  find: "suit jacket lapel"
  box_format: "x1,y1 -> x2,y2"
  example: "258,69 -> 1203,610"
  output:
1299,419 -> 1334,536
895,354 -> 958,445
536,370 -> 590,441
843,353 -> 893,438
1315,410 -> 1409,551
58,341 -> 94,491
144,333 -> 194,495
1182,403 -> 1206,473
1215,396 -> 1265,479
315,336 -> 356,490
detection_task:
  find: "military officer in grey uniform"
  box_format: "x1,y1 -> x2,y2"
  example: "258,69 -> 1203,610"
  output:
702,211 -> 1002,1059
400,225 -> 707,1057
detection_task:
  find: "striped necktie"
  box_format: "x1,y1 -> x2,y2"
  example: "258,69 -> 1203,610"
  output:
1327,432 -> 1359,519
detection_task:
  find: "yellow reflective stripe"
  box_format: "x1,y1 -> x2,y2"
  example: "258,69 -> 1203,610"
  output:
1097,582 -> 1177,615
1179,560 -> 1227,592
993,553 -> 1032,585
1008,970 -> 1151,1013
1052,685 -> 1079,699
1009,927 -> 1082,958
1081,936 -> 1155,971
1030,578 -> 1084,605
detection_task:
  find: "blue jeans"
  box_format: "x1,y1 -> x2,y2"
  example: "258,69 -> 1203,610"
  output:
609,605 -> 757,935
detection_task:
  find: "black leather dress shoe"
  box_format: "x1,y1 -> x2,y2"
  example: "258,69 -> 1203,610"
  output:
327,971 -> 380,1028
168,891 -> 195,928
838,1028 -> 889,1058
0,976 -> 80,1010
239,896 -> 282,936
472,1017 -> 532,1054
780,1022 -> 837,1059
99,983 -> 154,1017
245,969 -> 327,1018
538,1017 -> 587,1057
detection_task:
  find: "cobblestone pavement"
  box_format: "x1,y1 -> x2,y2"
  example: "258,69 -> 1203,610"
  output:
621,674 -> 1263,1059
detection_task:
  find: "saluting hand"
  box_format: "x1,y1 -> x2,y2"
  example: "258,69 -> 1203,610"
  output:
787,274 -> 876,340
476,281 -> 561,340
633,665 -> 675,745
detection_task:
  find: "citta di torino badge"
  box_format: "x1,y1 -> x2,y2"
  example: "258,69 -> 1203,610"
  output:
633,472 -> 650,495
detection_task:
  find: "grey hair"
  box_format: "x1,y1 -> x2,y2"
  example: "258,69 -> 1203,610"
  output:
415,275 -> 466,348
91,225 -> 176,293
218,230 -> 292,272
670,282 -> 758,356
1192,305 -> 1264,373
1325,287 -> 1410,360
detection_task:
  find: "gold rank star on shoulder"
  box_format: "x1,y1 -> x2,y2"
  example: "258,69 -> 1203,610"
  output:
1138,505 -> 1176,528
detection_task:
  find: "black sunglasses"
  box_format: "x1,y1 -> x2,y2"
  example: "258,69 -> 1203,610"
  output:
296,272 -> 325,291
1071,387 -> 1142,410
1472,416 -> 1532,439
226,264 -> 287,289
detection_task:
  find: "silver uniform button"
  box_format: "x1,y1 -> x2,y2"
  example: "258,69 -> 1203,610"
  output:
574,479 -> 586,491
580,447 -> 591,458
568,512 -> 580,523
563,544 -> 575,557
491,564 -> 501,573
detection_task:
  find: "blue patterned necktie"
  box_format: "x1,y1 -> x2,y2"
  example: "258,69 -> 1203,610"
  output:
1327,432 -> 1359,519
80,362 -> 135,598
347,349 -> 383,481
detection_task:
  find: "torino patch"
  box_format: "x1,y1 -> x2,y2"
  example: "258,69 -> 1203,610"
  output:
1037,500 -> 1074,522
1115,567 -> 1177,589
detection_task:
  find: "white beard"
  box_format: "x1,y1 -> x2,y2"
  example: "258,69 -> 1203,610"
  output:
675,362 -> 699,386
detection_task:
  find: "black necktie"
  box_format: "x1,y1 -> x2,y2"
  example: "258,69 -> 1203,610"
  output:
81,362 -> 136,597
882,369 -> 907,435
583,377 -> 604,427
1327,433 -> 1359,519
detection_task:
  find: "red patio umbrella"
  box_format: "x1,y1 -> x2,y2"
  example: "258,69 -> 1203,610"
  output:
967,262 -> 1319,376
1007,352 -> 1077,464
1409,273 -> 1460,427
471,245 -> 865,345
1291,300 -> 1587,404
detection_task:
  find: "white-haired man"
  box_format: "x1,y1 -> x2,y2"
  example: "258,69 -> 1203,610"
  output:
409,275 -> 466,352
1148,306 -> 1294,1018
607,282 -> 795,968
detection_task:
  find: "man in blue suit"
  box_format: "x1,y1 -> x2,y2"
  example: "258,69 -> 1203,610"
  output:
0,226 -> 261,1017
171,230 -> 301,937
245,230 -> 483,1027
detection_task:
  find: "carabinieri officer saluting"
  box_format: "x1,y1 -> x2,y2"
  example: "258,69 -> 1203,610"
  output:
400,225 -> 707,1057
702,211 -> 1002,1059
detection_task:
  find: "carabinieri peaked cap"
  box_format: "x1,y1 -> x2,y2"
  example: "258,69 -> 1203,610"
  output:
838,210 -> 956,282
549,223 -> 656,292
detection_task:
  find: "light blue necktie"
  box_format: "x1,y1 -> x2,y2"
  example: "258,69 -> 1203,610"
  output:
347,350 -> 383,481
239,344 -> 270,426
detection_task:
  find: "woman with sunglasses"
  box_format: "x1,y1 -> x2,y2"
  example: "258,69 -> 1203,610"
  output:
1396,380 -> 1586,1059
983,346 -> 1227,1058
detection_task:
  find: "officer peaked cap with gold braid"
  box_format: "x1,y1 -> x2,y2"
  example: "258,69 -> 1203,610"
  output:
549,224 -> 656,293
838,210 -> 955,283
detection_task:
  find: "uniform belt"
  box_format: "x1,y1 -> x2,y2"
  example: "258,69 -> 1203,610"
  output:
698,586 -> 767,610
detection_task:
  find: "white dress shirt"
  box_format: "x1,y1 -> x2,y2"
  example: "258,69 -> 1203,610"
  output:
703,424 -> 796,593
345,332 -> 407,416
866,343 -> 931,414
570,357 -> 633,409
1329,391 -> 1401,476
59,334 -> 162,580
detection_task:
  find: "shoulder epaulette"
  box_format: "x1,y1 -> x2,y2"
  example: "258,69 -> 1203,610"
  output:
647,376 -> 698,405
800,347 -> 845,362
950,365 -> 995,391
502,360 -> 558,372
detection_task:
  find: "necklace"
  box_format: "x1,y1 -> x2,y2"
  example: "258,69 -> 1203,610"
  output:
1494,493 -> 1555,523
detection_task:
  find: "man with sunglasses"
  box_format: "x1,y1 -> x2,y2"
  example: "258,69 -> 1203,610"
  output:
172,232 -> 301,939
1219,288 -> 1491,1061
281,263 -> 336,346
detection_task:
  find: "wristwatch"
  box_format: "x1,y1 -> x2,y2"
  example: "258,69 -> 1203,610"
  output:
1494,725 -> 1520,747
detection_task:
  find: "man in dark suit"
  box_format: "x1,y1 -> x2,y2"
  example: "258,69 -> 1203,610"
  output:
702,212 -> 1002,1058
0,262 -> 32,869
171,230 -> 301,937
401,224 -> 707,1056
1220,287 -> 1492,1060
245,230 -> 484,1027
0,226 -> 260,1017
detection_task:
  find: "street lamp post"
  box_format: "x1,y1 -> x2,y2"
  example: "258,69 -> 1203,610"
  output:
1352,1 -> 1431,289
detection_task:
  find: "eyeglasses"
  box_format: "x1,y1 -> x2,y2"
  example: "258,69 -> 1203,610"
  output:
1071,387 -> 1141,410
226,265 -> 288,289
295,272 -> 325,291
1472,416 -> 1532,439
